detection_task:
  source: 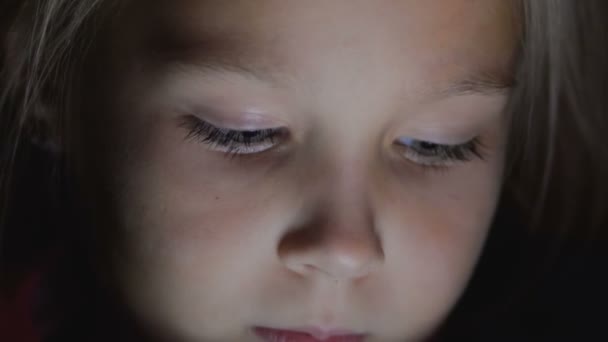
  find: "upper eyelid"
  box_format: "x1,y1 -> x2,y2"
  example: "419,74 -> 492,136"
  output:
181,116 -> 285,142
184,117 -> 476,150
395,135 -> 476,148
181,113 -> 486,146
203,121 -> 286,137
180,111 -> 288,131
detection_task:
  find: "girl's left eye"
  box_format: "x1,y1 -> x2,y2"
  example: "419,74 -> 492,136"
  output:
180,115 -> 288,156
396,137 -> 485,167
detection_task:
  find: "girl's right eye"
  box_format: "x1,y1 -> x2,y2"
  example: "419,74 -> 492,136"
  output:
180,115 -> 288,157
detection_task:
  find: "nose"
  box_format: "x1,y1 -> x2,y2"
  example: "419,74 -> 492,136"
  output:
278,195 -> 384,282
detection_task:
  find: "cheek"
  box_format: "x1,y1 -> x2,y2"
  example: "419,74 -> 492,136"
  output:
108,117 -> 294,337
373,158 -> 502,335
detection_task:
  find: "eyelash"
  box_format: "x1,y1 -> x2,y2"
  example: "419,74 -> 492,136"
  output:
181,116 -> 286,157
396,137 -> 485,169
181,115 -> 484,167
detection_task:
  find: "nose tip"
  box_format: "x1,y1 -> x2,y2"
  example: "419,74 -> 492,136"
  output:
305,239 -> 380,280
279,217 -> 383,281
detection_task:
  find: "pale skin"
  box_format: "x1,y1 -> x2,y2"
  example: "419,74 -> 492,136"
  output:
79,1 -> 518,341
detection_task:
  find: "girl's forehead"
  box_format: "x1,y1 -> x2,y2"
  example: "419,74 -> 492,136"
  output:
111,0 -> 517,100
135,0 -> 518,56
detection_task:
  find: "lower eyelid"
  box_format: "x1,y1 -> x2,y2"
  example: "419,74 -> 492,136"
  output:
213,139 -> 276,154
401,149 -> 454,166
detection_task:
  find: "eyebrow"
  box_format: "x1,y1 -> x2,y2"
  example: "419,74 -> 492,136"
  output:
437,69 -> 516,98
146,31 -> 285,85
147,32 -> 516,97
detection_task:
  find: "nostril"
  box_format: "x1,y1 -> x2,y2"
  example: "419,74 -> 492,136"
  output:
278,206 -> 384,281
285,243 -> 380,281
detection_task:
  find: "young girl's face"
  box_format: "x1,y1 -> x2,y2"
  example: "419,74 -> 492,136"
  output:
83,1 -> 516,341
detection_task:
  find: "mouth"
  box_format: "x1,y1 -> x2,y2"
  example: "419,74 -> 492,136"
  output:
253,326 -> 367,342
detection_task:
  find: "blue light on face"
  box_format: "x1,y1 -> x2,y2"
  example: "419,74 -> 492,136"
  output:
397,137 -> 438,149
397,137 -> 416,146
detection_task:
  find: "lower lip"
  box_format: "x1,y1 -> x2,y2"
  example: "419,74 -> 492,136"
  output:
253,327 -> 366,342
